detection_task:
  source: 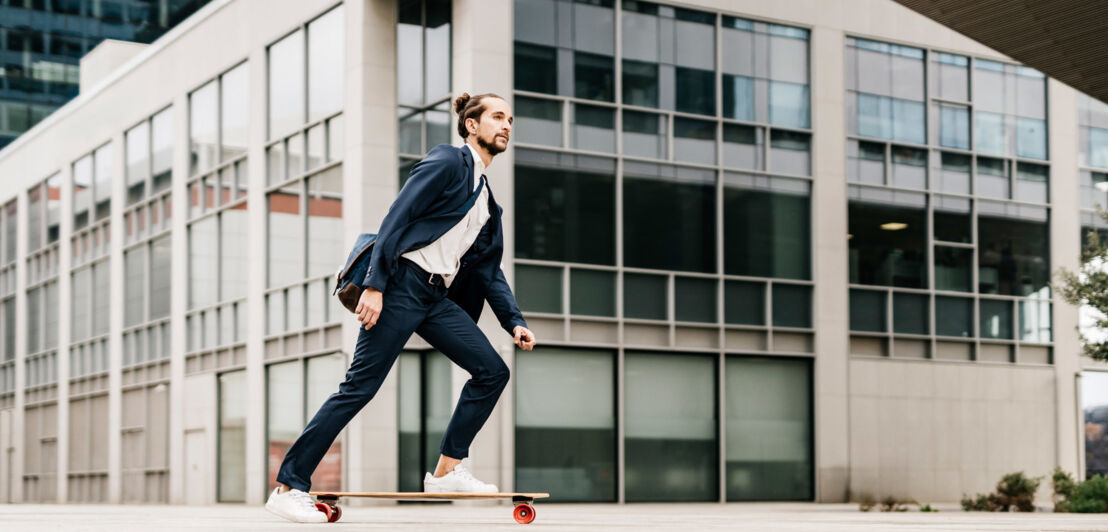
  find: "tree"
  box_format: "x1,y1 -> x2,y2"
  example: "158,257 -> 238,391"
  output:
1055,209 -> 1108,362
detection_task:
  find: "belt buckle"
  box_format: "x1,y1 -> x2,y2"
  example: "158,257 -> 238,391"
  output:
428,272 -> 438,286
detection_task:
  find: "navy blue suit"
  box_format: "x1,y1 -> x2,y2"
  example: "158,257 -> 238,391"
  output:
276,144 -> 527,492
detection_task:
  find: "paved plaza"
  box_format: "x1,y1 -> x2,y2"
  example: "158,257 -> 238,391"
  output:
2,502 -> 1108,531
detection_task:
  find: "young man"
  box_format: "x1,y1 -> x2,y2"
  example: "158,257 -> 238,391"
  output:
265,93 -> 537,523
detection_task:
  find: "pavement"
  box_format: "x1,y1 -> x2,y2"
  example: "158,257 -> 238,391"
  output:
3,501 -> 1108,531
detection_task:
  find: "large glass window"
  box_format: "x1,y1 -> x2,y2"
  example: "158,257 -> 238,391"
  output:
721,17 -> 809,128
623,164 -> 715,273
725,357 -> 812,501
625,352 -> 716,502
723,177 -> 810,280
269,5 -> 344,139
846,38 -> 925,144
848,197 -> 928,288
516,348 -> 616,501
978,214 -> 1049,297
514,158 -> 616,265
621,2 -> 714,114
973,60 -> 1046,160
514,0 -> 614,102
398,0 -> 452,181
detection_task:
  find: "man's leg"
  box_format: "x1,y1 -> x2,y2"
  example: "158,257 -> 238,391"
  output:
275,266 -> 430,492
415,297 -> 510,467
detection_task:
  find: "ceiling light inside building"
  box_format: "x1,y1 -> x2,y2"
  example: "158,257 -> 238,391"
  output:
881,222 -> 908,231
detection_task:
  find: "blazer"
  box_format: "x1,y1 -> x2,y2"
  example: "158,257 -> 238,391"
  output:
363,144 -> 527,335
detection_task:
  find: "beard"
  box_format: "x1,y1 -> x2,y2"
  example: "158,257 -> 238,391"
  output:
477,131 -> 507,155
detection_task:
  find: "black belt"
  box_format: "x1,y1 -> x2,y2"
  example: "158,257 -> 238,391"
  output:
400,258 -> 446,287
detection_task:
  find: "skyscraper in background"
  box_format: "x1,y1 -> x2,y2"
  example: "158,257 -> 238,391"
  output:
0,0 -> 211,148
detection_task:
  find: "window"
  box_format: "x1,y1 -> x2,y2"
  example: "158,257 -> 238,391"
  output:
725,357 -> 812,500
625,352 -> 717,502
723,179 -> 810,280
268,4 -> 344,139
515,0 -> 615,102
398,0 -> 452,181
398,350 -> 453,492
623,164 -> 715,273
218,370 -> 247,502
848,198 -> 927,288
514,160 -> 616,265
515,348 -> 616,501
978,214 -> 1049,297
846,38 -> 925,144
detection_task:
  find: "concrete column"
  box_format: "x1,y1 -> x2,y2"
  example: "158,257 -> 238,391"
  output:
451,0 -> 517,489
1048,79 -> 1082,476
345,0 -> 399,496
809,25 -> 851,503
107,128 -> 127,503
54,159 -> 74,503
11,186 -> 27,503
168,91 -> 190,504
244,42 -> 270,506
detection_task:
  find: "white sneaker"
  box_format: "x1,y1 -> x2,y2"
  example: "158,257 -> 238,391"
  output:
265,487 -> 328,523
423,463 -> 498,494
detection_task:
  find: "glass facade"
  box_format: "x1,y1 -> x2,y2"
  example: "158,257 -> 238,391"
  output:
0,0 -> 211,148
266,353 -> 346,493
846,37 -> 1052,363
397,350 -> 454,493
511,2 -> 814,502
397,0 -> 451,185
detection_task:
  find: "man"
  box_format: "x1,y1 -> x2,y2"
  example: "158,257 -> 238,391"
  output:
265,93 -> 537,523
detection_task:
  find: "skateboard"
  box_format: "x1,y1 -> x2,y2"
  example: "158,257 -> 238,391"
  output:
308,491 -> 551,524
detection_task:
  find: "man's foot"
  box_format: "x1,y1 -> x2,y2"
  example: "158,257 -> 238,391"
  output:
423,463 -> 498,494
265,487 -> 328,523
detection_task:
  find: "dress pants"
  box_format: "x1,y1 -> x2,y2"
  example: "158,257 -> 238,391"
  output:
275,259 -> 510,492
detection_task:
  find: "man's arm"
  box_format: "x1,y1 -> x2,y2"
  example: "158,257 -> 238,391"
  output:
362,145 -> 455,293
487,266 -> 528,334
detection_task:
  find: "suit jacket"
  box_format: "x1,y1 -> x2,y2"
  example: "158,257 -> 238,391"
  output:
363,143 -> 527,335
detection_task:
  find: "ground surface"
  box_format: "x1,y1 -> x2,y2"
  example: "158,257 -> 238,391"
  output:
3,501 -> 1108,531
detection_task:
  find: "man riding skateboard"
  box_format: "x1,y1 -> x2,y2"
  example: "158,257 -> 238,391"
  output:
266,92 -> 537,523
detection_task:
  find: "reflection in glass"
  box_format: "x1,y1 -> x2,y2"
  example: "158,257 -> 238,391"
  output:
307,5 -> 344,122
189,216 -> 218,309
848,201 -> 927,288
220,64 -> 249,161
1019,299 -> 1052,343
624,171 -> 715,272
190,81 -> 218,176
625,352 -> 717,502
1081,371 -> 1108,479
516,348 -> 616,502
726,357 -> 812,501
268,30 -> 306,139
978,215 -> 1049,297
724,187 -> 809,280
979,299 -> 1013,339
126,121 -> 150,205
267,184 -> 303,288
515,165 -> 615,265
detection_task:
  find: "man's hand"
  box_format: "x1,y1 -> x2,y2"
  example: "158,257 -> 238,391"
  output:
356,287 -> 383,330
513,326 -> 537,351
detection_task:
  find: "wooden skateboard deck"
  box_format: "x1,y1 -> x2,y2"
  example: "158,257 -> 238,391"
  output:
308,491 -> 550,524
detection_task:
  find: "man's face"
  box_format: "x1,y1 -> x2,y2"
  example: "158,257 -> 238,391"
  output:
468,98 -> 513,155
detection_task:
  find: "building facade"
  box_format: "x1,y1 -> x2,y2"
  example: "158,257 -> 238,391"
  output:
0,0 -> 1104,505
0,0 -> 211,149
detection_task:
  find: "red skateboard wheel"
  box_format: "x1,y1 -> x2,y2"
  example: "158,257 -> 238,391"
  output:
328,504 -> 342,523
314,502 -> 333,521
513,503 -> 536,524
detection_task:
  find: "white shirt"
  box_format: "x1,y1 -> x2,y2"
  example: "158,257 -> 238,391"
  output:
401,143 -> 491,288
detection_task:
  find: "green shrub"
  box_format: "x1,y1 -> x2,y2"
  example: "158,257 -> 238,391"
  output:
1068,475 -> 1108,513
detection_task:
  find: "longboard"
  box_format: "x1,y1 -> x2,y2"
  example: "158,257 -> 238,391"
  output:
308,491 -> 550,524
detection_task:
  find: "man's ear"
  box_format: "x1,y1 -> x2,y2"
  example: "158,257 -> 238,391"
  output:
466,117 -> 479,136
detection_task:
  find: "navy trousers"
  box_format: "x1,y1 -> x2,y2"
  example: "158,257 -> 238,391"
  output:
275,259 -> 510,492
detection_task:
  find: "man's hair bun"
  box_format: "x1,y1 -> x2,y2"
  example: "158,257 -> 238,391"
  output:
453,93 -> 472,115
